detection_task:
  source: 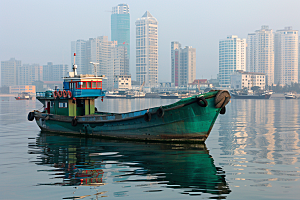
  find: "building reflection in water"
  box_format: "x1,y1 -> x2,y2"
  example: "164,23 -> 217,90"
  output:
28,132 -> 231,198
217,99 -> 300,187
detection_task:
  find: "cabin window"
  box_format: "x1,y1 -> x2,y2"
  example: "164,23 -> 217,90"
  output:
97,82 -> 102,89
51,102 -> 54,107
87,82 -> 91,88
82,82 -> 86,88
59,102 -> 68,108
92,82 -> 96,88
77,82 -> 83,89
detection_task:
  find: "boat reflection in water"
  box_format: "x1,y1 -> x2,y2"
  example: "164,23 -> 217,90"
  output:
29,132 -> 231,198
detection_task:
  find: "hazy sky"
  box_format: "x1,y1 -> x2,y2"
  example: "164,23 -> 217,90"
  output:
1,0 -> 300,82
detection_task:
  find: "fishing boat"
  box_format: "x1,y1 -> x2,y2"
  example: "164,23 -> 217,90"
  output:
284,92 -> 297,99
231,90 -> 272,99
15,92 -> 33,100
160,92 -> 180,99
27,53 -> 231,143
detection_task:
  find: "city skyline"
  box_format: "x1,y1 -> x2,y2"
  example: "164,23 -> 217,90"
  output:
2,1 -> 300,82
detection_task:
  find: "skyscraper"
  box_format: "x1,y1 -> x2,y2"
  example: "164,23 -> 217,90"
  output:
219,35 -> 246,88
247,25 -> 274,86
135,11 -> 158,86
1,58 -> 21,87
71,39 -> 87,74
18,64 -> 43,85
171,42 -> 196,86
274,27 -> 298,85
111,3 -> 130,71
43,62 -> 68,82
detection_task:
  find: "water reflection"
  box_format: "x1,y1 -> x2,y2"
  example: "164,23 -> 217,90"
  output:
29,132 -> 231,198
216,99 -> 300,191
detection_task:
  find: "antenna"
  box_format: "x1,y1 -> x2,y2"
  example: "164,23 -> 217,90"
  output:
90,62 -> 99,76
72,53 -> 77,75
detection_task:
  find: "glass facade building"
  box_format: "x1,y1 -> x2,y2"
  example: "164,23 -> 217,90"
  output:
111,3 -> 130,69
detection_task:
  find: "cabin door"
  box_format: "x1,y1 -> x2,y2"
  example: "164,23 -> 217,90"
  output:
46,101 -> 50,114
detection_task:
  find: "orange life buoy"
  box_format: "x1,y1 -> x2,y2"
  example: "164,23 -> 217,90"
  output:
63,90 -> 68,98
57,90 -> 63,98
53,91 -> 58,98
68,90 -> 72,98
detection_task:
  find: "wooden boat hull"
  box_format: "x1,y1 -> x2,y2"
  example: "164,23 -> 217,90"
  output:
33,91 -> 229,143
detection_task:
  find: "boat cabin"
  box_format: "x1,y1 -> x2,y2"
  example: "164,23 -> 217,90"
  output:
36,74 -> 105,117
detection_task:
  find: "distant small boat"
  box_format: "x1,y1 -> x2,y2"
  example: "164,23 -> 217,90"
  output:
105,91 -> 127,98
15,92 -> 33,100
284,92 -> 297,99
231,91 -> 272,99
160,93 -> 180,99
126,91 -> 146,99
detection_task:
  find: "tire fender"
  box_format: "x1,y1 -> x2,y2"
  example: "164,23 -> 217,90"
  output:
197,96 -> 208,107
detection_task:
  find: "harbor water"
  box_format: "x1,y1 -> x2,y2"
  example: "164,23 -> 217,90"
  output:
1,96 -> 300,199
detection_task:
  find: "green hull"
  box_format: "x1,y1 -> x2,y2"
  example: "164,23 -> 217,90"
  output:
34,90 -> 230,143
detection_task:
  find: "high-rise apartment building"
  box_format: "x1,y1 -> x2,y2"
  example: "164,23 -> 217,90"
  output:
274,27 -> 298,85
1,58 -> 21,87
298,36 -> 300,83
18,64 -> 43,85
43,62 -> 68,82
95,36 -> 117,90
171,42 -> 196,86
111,3 -> 130,64
72,36 -> 128,90
135,11 -> 158,87
247,25 -> 274,86
71,40 -> 87,75
219,35 -> 246,88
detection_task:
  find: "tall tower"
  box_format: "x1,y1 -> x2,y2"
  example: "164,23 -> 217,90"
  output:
111,3 -> 130,73
274,27 -> 298,85
171,42 -> 196,86
219,35 -> 246,88
135,11 -> 158,87
247,25 -> 274,86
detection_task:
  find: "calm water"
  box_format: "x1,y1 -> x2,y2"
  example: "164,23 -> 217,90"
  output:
1,96 -> 300,199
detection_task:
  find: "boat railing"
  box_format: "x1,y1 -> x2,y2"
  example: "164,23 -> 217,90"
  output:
36,91 -> 53,98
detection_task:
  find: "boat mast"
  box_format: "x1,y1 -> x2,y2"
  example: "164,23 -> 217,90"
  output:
72,53 -> 77,75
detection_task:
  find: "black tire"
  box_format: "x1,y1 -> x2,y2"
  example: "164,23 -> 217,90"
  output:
156,107 -> 164,118
144,112 -> 151,122
197,97 -> 208,107
71,118 -> 78,126
28,112 -> 35,121
220,107 -> 226,115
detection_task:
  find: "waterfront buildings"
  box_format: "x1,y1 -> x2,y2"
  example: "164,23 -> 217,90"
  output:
71,36 -> 128,90
43,62 -> 68,82
111,4 -> 130,64
1,58 -> 21,87
135,11 -> 158,87
71,40 -> 87,75
274,27 -> 298,85
247,25 -> 274,86
114,75 -> 131,90
18,64 -> 43,85
231,70 -> 266,90
219,35 -> 246,88
171,42 -> 196,87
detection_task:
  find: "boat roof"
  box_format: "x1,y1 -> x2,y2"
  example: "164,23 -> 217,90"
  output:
63,74 -> 105,82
